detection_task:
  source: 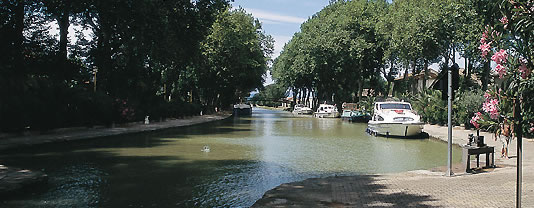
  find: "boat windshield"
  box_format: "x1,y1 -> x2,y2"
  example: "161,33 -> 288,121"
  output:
380,103 -> 411,110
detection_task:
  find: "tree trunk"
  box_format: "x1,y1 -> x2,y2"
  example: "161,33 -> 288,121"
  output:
423,59 -> 429,90
464,57 -> 468,78
413,58 -> 420,93
57,9 -> 70,60
14,1 -> 24,73
482,61 -> 490,91
467,58 -> 473,79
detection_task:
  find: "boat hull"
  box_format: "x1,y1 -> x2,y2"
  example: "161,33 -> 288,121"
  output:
233,107 -> 252,116
367,122 -> 423,137
293,109 -> 313,115
314,112 -> 340,118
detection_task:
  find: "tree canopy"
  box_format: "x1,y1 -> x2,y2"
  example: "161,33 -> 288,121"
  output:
0,1 -> 272,131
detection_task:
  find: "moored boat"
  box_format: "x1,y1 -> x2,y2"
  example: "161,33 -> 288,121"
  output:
367,101 -> 423,137
314,104 -> 340,118
292,104 -> 313,115
233,103 -> 252,116
340,103 -> 371,122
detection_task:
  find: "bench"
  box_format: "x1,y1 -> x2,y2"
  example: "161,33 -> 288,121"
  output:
462,146 -> 495,172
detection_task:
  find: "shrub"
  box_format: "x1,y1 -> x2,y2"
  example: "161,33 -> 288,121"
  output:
409,89 -> 447,125
453,89 -> 484,129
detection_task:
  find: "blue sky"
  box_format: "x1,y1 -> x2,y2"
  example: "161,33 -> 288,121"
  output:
231,0 -> 330,59
231,1 -> 331,85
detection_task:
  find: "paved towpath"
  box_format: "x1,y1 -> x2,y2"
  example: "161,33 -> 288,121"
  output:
0,113 -> 231,196
0,113 -> 231,151
253,124 -> 534,207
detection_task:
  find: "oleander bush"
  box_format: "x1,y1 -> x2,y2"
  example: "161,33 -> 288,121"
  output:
453,89 -> 485,129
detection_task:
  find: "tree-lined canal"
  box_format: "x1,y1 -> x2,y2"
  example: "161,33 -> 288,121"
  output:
0,108 -> 461,207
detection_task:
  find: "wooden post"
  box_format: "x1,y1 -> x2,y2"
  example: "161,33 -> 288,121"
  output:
515,95 -> 523,208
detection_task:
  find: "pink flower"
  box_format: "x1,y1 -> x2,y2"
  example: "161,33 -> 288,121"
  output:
491,30 -> 501,38
495,64 -> 506,78
482,99 -> 498,113
480,37 -> 486,44
519,63 -> 530,79
470,112 -> 482,129
482,99 -> 500,120
500,16 -> 508,25
530,127 -> 534,133
484,91 -> 492,99
479,43 -> 491,57
491,49 -> 508,64
489,111 -> 500,120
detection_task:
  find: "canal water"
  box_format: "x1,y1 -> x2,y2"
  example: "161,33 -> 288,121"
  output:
0,108 -> 461,207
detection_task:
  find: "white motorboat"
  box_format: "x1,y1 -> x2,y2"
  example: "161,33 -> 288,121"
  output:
367,101 -> 423,137
292,104 -> 313,115
233,103 -> 252,116
314,104 -> 340,118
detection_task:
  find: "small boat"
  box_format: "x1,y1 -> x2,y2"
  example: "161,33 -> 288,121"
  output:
314,104 -> 340,118
340,103 -> 371,122
292,104 -> 313,115
367,101 -> 423,137
233,103 -> 252,116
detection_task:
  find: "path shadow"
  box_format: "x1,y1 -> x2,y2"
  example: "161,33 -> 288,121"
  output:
253,174 -> 438,207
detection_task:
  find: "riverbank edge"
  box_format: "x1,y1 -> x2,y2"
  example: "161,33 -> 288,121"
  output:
252,124 -> 529,207
0,112 -> 232,197
0,112 -> 232,151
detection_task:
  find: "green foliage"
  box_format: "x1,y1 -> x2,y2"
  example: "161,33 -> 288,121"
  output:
273,0 -> 388,107
1,0 -> 264,132
453,89 -> 485,128
251,83 -> 288,107
198,7 -> 273,108
408,90 -> 448,125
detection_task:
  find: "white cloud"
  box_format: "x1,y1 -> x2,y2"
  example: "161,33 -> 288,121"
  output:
272,35 -> 292,59
244,8 -> 307,24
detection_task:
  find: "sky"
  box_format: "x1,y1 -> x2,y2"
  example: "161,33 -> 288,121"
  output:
231,0 -> 331,59
231,1 -> 331,86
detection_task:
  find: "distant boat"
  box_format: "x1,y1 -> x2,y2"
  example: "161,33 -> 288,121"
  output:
314,104 -> 340,118
201,145 -> 210,152
233,103 -> 252,116
292,104 -> 313,115
340,103 -> 371,122
342,110 -> 371,122
367,101 -> 423,137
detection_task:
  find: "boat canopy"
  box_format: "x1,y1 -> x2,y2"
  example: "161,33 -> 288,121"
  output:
379,103 -> 411,110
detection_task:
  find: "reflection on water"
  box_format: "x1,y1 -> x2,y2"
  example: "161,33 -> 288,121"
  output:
0,108 -> 461,207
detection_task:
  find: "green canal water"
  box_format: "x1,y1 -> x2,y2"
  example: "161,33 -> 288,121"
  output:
0,108 -> 461,207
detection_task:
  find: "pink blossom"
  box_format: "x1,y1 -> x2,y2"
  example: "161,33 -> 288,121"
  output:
482,32 -> 489,40
483,99 -> 498,113
491,30 -> 501,38
479,43 -> 491,57
500,16 -> 508,25
519,63 -> 530,79
530,127 -> 534,133
480,37 -> 486,44
470,112 -> 482,129
495,64 -> 506,78
489,111 -> 500,120
491,49 -> 508,64
482,99 -> 499,120
484,91 -> 492,99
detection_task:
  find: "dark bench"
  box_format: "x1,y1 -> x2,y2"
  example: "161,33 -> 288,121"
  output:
462,146 -> 495,172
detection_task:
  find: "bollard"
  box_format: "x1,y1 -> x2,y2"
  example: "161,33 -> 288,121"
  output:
144,116 -> 150,124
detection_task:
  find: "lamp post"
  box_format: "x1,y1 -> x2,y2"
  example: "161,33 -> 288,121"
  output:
446,64 -> 453,177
